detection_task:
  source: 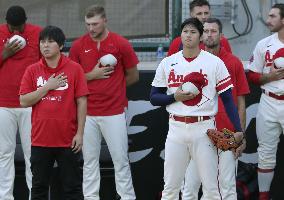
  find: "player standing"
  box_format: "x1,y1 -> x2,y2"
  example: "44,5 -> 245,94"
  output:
167,0 -> 231,56
182,18 -> 250,200
0,5 -> 41,199
19,25 -> 88,199
150,18 -> 244,200
247,3 -> 284,200
69,5 -> 139,200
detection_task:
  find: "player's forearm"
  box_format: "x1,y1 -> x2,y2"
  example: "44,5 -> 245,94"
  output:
85,72 -> 96,81
237,96 -> 246,131
259,73 -> 274,85
76,96 -> 87,135
126,67 -> 139,86
20,86 -> 49,107
220,89 -> 242,132
150,86 -> 175,106
126,73 -> 139,86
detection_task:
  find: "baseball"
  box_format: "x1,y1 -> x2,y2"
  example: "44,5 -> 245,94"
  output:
181,82 -> 200,95
100,54 -> 117,67
274,57 -> 284,69
9,35 -> 26,49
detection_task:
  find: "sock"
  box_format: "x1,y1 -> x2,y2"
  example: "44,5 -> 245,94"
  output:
258,168 -> 274,192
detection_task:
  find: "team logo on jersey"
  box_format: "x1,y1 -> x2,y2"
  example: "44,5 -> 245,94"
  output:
167,69 -> 185,87
37,76 -> 68,91
264,50 -> 273,67
36,76 -> 68,102
167,69 -> 209,106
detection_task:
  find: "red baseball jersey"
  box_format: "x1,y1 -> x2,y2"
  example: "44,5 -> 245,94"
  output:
69,32 -> 139,116
19,55 -> 89,147
0,23 -> 42,107
152,50 -> 233,116
216,48 -> 250,131
167,35 -> 232,56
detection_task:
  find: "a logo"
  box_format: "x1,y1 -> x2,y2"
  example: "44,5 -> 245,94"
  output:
264,50 -> 273,67
37,76 -> 68,91
84,49 -> 92,53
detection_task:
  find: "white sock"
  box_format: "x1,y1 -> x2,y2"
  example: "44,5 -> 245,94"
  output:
258,170 -> 274,192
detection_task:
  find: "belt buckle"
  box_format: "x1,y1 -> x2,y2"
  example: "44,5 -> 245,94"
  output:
184,116 -> 191,124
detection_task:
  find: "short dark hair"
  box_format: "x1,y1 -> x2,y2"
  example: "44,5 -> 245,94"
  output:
204,18 -> 223,33
272,3 -> 284,18
181,18 -> 204,36
190,0 -> 211,12
5,5 -> 27,26
85,5 -> 106,18
39,26 -> 65,47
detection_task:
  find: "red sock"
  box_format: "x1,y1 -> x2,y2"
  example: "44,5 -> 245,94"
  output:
259,191 -> 269,200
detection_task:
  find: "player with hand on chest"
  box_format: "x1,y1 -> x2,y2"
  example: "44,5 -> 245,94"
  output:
182,18 -> 250,200
150,18 -> 244,200
19,26 -> 89,199
247,3 -> 284,200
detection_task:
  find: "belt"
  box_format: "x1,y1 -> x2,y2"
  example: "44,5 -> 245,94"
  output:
262,89 -> 284,100
170,115 -> 211,124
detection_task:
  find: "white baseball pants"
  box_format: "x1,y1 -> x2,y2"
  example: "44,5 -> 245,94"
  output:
162,118 -> 225,200
0,107 -> 32,200
83,113 -> 135,200
256,94 -> 284,170
182,151 -> 237,200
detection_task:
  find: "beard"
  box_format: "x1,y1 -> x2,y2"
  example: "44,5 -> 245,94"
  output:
204,40 -> 219,48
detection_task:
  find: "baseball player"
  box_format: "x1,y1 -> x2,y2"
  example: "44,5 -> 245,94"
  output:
69,5 -> 139,200
0,6 -> 41,199
182,18 -> 250,200
167,0 -> 232,56
247,3 -> 284,200
150,18 -> 244,200
19,26 -> 89,199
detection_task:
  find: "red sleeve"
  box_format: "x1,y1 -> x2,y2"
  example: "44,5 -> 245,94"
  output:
69,40 -> 80,64
119,37 -> 139,69
74,65 -> 89,98
167,37 -> 182,56
247,70 -> 262,85
220,36 -> 232,53
234,59 -> 250,96
0,28 -> 6,67
19,66 -> 36,95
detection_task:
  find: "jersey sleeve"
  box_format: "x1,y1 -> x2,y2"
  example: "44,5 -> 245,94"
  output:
69,40 -> 80,64
19,66 -> 36,95
119,37 -> 139,69
247,41 -> 264,73
0,31 -> 6,67
152,60 -> 167,87
74,65 -> 89,98
167,37 -> 182,56
234,58 -> 250,96
216,59 -> 233,94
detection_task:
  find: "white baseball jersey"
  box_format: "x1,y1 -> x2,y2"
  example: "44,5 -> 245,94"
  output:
247,33 -> 284,95
152,50 -> 233,116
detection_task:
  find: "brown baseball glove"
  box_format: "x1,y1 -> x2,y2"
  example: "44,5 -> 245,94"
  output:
207,128 -> 243,151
